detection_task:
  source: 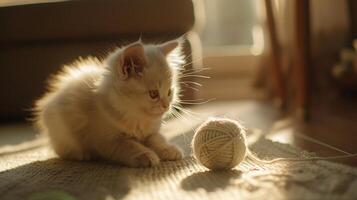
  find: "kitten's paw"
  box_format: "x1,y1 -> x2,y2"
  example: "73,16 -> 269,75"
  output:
132,151 -> 160,167
157,145 -> 183,161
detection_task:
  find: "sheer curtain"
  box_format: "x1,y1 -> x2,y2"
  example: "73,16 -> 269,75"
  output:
201,0 -> 257,48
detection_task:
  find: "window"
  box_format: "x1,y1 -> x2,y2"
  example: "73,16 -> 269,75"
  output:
201,0 -> 264,55
197,0 -> 264,100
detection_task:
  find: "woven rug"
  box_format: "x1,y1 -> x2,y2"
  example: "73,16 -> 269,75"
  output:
1,124 -> 357,200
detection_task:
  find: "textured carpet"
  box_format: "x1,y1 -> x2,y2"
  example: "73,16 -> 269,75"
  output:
1,127 -> 357,200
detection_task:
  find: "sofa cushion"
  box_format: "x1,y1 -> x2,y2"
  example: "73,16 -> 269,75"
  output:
0,0 -> 195,43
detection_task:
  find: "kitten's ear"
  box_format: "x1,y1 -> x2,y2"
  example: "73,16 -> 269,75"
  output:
119,43 -> 146,79
160,41 -> 179,56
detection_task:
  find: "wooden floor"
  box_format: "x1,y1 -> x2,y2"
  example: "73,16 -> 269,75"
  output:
271,93 -> 357,166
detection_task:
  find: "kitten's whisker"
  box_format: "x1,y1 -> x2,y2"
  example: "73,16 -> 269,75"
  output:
182,53 -> 193,61
177,111 -> 190,122
178,101 -> 210,105
172,105 -> 201,120
178,98 -> 209,102
178,99 -> 206,102
171,108 -> 190,122
169,109 -> 181,121
180,67 -> 210,74
170,107 -> 184,119
174,105 -> 205,116
181,84 -> 199,91
161,120 -> 168,125
181,69 -> 210,76
172,110 -> 191,122
169,111 -> 179,121
181,56 -> 205,68
179,74 -> 210,79
181,66 -> 210,71
181,81 -> 203,87
178,98 -> 216,105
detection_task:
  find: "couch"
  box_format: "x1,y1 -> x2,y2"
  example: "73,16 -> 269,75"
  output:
0,0 -> 203,121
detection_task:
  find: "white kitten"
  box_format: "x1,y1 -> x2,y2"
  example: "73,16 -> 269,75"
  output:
34,40 -> 184,167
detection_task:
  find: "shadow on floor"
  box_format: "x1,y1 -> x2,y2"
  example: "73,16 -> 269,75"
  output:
0,158 -> 131,200
180,169 -> 242,192
0,123 -> 37,148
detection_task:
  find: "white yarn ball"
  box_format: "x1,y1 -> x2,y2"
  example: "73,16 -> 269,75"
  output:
192,118 -> 247,170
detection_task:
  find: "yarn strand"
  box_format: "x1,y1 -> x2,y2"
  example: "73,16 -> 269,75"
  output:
247,150 -> 357,164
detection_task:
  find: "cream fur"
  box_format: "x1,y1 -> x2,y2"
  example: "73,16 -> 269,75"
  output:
34,40 -> 183,167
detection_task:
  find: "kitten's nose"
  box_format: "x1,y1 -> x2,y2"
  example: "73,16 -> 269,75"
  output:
161,99 -> 169,109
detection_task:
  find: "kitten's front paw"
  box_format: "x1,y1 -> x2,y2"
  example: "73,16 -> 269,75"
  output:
157,145 -> 183,161
132,151 -> 160,167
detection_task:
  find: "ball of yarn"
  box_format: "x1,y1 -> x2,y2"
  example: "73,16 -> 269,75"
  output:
192,118 -> 247,170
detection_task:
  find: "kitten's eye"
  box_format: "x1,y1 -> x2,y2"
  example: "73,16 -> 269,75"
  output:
168,88 -> 172,96
149,90 -> 159,100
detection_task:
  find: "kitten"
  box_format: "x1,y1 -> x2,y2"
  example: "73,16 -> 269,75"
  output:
34,40 -> 184,167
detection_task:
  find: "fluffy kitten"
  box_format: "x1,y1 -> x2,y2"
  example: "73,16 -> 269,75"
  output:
34,40 -> 184,167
